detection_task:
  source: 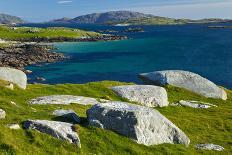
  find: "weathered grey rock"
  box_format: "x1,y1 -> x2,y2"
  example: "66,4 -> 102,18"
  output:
139,70 -> 227,100
52,109 -> 81,123
29,95 -> 107,105
7,124 -> 20,130
177,100 -> 217,109
24,120 -> 81,147
87,101 -> 190,146
0,109 -> 6,119
195,144 -> 224,151
111,85 -> 169,107
0,67 -> 27,89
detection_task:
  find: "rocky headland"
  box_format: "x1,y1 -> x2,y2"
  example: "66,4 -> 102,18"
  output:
0,42 -> 66,71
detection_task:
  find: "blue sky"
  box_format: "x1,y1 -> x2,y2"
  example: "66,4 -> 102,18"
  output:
0,0 -> 232,22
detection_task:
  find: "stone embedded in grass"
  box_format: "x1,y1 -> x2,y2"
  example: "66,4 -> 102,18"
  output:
195,144 -> 224,151
0,109 -> 6,119
52,109 -> 81,123
24,120 -> 81,148
7,124 -> 20,130
5,83 -> 14,90
29,95 -> 107,105
0,67 -> 27,89
177,100 -> 217,109
87,101 -> 190,146
111,85 -> 169,107
139,70 -> 227,100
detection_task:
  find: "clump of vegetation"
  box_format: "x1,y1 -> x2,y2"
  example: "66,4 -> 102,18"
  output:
0,26 -> 101,41
0,81 -> 231,154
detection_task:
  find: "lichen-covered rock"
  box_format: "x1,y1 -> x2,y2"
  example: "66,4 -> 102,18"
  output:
111,85 -> 169,107
139,70 -> 227,100
29,95 -> 107,105
52,109 -> 81,123
87,101 -> 190,146
24,120 -> 81,147
0,67 -> 27,89
195,144 -> 224,151
0,109 -> 6,119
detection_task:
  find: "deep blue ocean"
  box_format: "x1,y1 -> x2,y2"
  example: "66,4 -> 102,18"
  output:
19,23 -> 232,89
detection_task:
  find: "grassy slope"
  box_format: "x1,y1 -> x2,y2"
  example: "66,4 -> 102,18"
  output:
0,81 -> 231,155
0,26 -> 101,41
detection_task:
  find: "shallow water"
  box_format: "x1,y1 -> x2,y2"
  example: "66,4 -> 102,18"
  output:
24,23 -> 232,89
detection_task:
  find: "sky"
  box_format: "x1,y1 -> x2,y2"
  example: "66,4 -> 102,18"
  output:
0,0 -> 232,22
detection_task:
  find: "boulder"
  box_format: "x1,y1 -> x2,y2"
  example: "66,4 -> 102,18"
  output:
29,95 -> 107,105
111,85 -> 169,107
52,109 -> 81,123
0,109 -> 6,119
177,100 -> 217,109
139,70 -> 227,100
87,101 -> 190,146
0,67 -> 27,89
24,120 -> 81,147
195,144 -> 224,151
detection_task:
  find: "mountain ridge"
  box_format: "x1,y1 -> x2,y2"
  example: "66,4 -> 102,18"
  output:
0,13 -> 24,24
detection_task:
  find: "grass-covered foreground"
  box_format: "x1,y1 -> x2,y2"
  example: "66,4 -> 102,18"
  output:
0,81 -> 231,154
0,26 -> 100,41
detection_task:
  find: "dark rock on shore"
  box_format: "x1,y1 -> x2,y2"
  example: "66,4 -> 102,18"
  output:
0,43 -> 66,71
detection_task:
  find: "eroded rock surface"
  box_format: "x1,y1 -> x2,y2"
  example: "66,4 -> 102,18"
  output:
111,85 -> 169,107
195,144 -> 224,151
87,101 -> 190,146
29,95 -> 107,105
0,67 -> 27,89
24,120 -> 81,147
0,109 -> 6,119
139,70 -> 227,100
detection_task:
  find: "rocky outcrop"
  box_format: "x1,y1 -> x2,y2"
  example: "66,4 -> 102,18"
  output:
24,120 -> 81,147
111,85 -> 168,107
0,67 -> 27,89
87,101 -> 190,146
177,100 -> 217,109
0,109 -> 6,119
139,70 -> 227,100
195,144 -> 224,151
29,95 -> 107,105
53,109 -> 81,123
0,43 -> 66,70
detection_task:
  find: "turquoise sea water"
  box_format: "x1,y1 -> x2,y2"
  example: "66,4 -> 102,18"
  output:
24,24 -> 232,89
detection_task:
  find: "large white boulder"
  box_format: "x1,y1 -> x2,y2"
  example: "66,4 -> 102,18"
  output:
24,120 -> 81,147
29,95 -> 107,105
87,101 -> 190,146
111,85 -> 169,107
139,70 -> 227,100
0,67 -> 27,89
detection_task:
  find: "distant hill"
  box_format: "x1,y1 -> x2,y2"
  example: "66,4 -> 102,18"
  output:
49,11 -> 154,24
0,13 -> 24,24
49,11 -> 231,25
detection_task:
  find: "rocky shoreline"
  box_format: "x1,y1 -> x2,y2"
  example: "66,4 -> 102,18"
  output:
0,43 -> 66,71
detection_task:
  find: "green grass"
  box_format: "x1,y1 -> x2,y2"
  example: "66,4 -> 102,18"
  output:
0,26 -> 101,41
0,81 -> 231,154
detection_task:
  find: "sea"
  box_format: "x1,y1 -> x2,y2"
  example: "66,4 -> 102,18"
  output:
18,23 -> 232,89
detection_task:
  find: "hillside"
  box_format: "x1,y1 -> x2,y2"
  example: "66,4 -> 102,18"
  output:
49,11 -> 231,25
0,14 -> 24,24
0,26 -> 100,41
0,80 -> 231,154
50,11 -> 154,24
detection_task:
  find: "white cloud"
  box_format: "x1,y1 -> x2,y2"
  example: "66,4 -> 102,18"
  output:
57,1 -> 73,4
